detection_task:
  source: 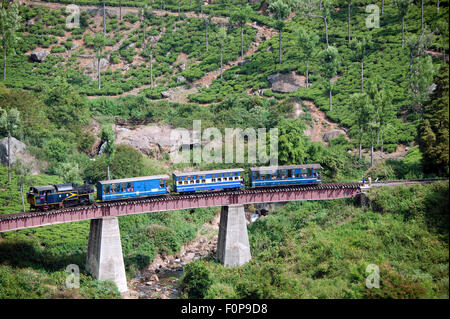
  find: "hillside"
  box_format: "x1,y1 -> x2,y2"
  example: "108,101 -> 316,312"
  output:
0,0 -> 448,299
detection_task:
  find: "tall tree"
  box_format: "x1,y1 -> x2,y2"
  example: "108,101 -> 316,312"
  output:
269,0 -> 291,64
217,26 -> 229,79
202,12 -> 212,52
0,1 -> 20,81
100,125 -> 116,180
295,27 -> 319,87
408,54 -> 435,117
93,33 -> 107,90
406,28 -> 434,71
13,159 -> 31,212
318,46 -> 340,111
145,36 -> 157,88
119,0 -> 122,20
350,35 -> 373,93
347,0 -> 352,42
350,92 -> 370,160
393,0 -> 412,47
230,6 -> 250,59
419,64 -> 449,176
296,0 -> 334,48
0,107 -> 20,183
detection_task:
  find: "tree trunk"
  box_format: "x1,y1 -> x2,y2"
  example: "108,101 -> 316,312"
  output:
103,2 -> 106,35
437,0 -> 440,12
241,25 -> 244,58
278,30 -> 282,64
402,15 -> 405,47
97,50 -> 101,90
329,80 -> 332,111
205,22 -> 208,51
107,164 -> 110,180
220,46 -> 223,79
324,16 -> 329,48
20,184 -> 25,212
371,141 -> 374,167
150,49 -> 153,88
359,127 -> 362,160
380,130 -> 384,154
361,60 -> 364,92
306,56 -> 309,87
3,50 -> 6,81
347,0 -> 351,43
381,0 -> 384,16
119,0 -> 122,20
421,0 -> 424,29
7,133 -> 11,183
320,0 -> 322,10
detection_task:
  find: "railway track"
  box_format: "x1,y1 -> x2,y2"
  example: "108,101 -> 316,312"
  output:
0,179 -> 446,222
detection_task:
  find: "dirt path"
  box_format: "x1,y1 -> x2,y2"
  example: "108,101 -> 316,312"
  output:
300,100 -> 348,143
124,212 -> 221,299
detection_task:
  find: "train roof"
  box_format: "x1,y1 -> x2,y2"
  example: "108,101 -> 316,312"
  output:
98,175 -> 170,185
249,164 -> 323,171
173,168 -> 245,177
31,185 -> 55,192
54,184 -> 74,192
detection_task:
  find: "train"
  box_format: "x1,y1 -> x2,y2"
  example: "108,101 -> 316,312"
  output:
26,164 -> 322,211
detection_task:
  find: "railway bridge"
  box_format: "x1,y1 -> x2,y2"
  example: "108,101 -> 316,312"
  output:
0,179 -> 443,292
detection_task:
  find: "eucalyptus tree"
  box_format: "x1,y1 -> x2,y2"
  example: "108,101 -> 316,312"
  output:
347,0 -> 352,42
0,1 -> 20,81
202,12 -> 213,52
230,6 -> 251,59
406,28 -> 434,71
146,36 -> 157,88
93,33 -> 108,90
0,107 -> 20,183
102,0 -> 106,35
408,54 -> 435,117
350,92 -> 370,161
100,125 -> 116,181
13,159 -> 31,212
393,0 -> 412,47
350,35 -> 373,92
269,0 -> 291,64
217,26 -> 229,79
296,0 -> 335,48
119,0 -> 122,20
318,46 -> 340,111
295,27 -> 319,87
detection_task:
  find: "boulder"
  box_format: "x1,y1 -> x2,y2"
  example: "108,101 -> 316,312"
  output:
90,58 -> 109,70
0,137 -> 26,165
238,59 -> 251,66
161,91 -> 171,98
267,71 -> 307,93
179,63 -> 186,71
30,50 -> 49,63
322,130 -> 346,142
176,76 -> 186,83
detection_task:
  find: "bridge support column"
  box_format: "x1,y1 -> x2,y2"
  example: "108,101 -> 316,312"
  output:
216,204 -> 251,267
86,217 -> 127,293
359,186 -> 371,210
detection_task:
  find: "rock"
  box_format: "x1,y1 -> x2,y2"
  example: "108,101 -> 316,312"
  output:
30,50 -> 49,63
267,71 -> 307,93
127,43 -> 135,50
161,91 -> 171,98
122,64 -> 130,71
238,59 -> 251,66
176,76 -> 186,83
150,274 -> 159,282
71,43 -> 79,50
179,63 -> 186,71
323,130 -> 346,142
0,137 -> 26,166
250,214 -> 260,223
26,19 -> 35,27
183,252 -> 196,262
234,74 -> 240,79
145,282 -> 152,286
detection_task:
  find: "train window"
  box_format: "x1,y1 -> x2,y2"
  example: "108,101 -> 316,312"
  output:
261,175 -> 265,180
196,180 -> 200,184
178,181 -> 182,185
184,181 -> 188,185
282,170 -> 286,178
190,180 -> 194,184
127,183 -> 131,191
235,176 -> 239,180
160,180 -> 165,188
106,185 -> 110,193
201,180 -> 206,183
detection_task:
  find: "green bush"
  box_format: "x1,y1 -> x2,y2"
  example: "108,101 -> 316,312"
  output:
181,261 -> 213,299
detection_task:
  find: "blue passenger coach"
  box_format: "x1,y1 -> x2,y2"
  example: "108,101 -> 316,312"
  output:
250,164 -> 322,187
173,168 -> 245,193
97,175 -> 169,201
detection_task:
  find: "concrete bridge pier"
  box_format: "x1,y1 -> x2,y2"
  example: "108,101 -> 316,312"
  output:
216,204 -> 251,267
86,217 -> 128,293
